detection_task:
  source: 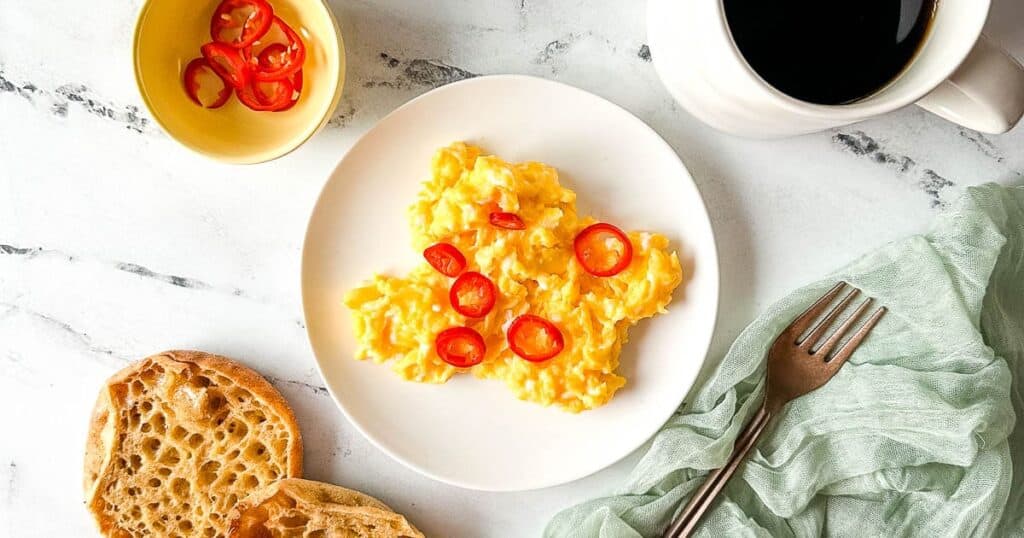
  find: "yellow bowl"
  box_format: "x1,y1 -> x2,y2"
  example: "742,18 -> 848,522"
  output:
133,0 -> 345,164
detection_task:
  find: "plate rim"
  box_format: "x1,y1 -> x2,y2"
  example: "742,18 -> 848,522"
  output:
300,73 -> 721,491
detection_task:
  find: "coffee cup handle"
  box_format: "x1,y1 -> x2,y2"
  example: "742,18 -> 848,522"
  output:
916,34 -> 1024,134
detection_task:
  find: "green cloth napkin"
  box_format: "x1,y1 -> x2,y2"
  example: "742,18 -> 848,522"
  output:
546,183 -> 1024,538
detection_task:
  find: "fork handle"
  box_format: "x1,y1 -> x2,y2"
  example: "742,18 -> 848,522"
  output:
662,405 -> 772,538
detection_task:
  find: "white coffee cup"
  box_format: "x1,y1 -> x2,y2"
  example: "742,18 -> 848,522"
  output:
647,0 -> 1024,137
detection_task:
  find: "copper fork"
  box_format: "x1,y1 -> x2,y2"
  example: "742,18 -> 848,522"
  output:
663,282 -> 886,538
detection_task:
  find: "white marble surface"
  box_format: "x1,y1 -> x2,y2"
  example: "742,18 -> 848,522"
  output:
2,1 -> 1023,536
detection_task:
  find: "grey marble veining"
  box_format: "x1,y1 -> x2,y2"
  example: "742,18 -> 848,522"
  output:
0,69 -> 156,134
831,131 -> 956,207
1,242 -> 248,298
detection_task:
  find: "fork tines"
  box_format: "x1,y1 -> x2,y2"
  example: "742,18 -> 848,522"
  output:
794,282 -> 886,364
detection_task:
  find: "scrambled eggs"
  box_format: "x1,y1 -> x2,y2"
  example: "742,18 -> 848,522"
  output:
344,143 -> 682,412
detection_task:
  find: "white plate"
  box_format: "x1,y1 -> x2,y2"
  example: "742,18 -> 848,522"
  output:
302,75 -> 719,491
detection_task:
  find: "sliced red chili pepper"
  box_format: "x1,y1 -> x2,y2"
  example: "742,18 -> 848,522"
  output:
273,69 -> 303,112
449,271 -> 496,318
489,211 -> 526,230
200,42 -> 250,89
182,58 -> 232,108
573,222 -> 634,277
256,43 -> 290,71
240,16 -> 306,81
423,243 -> 467,277
210,0 -> 274,49
236,76 -> 295,111
435,327 -> 486,368
507,314 -> 564,362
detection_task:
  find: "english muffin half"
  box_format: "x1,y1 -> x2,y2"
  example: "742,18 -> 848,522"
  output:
84,350 -> 303,537
228,478 -> 424,538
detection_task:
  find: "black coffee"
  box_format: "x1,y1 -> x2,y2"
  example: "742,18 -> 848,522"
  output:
724,0 -> 937,104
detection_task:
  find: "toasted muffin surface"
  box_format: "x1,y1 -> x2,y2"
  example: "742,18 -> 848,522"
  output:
84,350 -> 303,537
229,478 -> 424,538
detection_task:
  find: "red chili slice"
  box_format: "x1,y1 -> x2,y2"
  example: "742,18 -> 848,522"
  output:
424,243 -> 467,277
200,42 -> 250,89
507,314 -> 564,362
257,43 -> 290,71
241,16 -> 306,81
273,69 -> 303,112
210,0 -> 274,49
489,211 -> 526,230
573,222 -> 634,277
182,58 -> 232,108
449,271 -> 496,318
435,327 -> 486,368
236,77 -> 295,111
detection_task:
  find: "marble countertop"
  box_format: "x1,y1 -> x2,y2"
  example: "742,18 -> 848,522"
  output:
2,1 -> 1023,536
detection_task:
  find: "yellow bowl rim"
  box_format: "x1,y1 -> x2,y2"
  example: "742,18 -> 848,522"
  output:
132,0 -> 346,165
